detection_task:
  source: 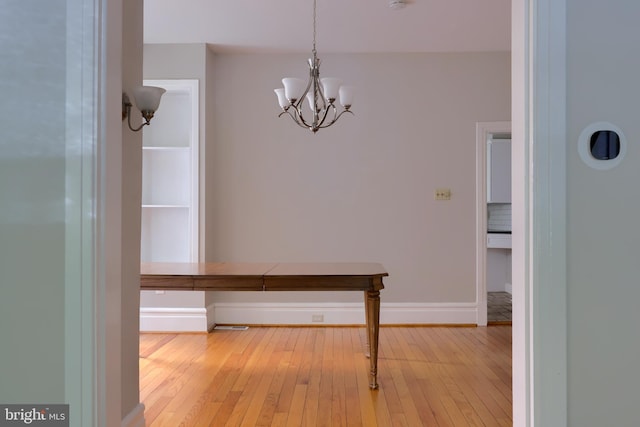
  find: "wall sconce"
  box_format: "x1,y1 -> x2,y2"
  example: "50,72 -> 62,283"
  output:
122,86 -> 166,132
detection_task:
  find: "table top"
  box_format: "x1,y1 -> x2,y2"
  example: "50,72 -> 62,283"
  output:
141,262 -> 388,278
140,262 -> 388,292
140,262 -> 277,277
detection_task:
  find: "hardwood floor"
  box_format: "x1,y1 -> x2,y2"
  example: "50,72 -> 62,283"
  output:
140,326 -> 512,426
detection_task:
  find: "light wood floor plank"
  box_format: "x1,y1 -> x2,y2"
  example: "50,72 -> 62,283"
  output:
301,329 -> 323,427
284,384 -> 307,427
140,326 -> 512,426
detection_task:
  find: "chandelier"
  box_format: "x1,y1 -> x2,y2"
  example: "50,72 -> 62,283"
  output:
274,0 -> 354,133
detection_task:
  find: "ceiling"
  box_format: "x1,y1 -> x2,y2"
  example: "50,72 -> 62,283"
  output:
144,0 -> 511,54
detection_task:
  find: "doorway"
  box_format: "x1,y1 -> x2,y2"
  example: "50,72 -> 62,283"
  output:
475,121 -> 512,326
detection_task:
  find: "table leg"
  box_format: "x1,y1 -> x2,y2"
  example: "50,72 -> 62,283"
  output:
365,289 -> 381,389
363,290 -> 371,358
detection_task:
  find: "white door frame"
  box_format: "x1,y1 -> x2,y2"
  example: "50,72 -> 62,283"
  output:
512,0 -> 567,425
64,0 -> 124,425
475,121 -> 512,327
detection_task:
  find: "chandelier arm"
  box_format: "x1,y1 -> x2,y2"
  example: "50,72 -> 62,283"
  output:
315,85 -> 328,115
293,71 -> 314,111
278,108 -> 311,129
291,111 -> 311,129
290,95 -> 305,112
318,109 -> 354,129
293,105 -> 314,129
315,103 -> 338,128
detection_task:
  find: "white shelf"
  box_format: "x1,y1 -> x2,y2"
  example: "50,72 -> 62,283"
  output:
142,204 -> 190,208
143,146 -> 190,151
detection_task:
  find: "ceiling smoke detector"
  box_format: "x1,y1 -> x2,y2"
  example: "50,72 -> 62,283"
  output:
388,0 -> 407,10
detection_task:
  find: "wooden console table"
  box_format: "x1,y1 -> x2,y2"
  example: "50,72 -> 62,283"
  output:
140,262 -> 388,389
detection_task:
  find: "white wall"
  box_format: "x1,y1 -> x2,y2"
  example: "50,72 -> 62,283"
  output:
566,1 -> 640,425
208,52 -> 510,308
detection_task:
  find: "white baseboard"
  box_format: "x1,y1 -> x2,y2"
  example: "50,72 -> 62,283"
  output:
140,307 -> 208,332
213,302 -> 478,325
382,302 -> 478,324
505,283 -> 513,294
213,302 -> 365,325
140,303 -> 479,330
121,403 -> 145,427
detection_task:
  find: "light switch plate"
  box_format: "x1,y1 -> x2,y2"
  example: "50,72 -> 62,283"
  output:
435,188 -> 451,200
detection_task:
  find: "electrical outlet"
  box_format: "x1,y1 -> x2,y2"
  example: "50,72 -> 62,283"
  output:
435,188 -> 451,200
312,314 -> 324,323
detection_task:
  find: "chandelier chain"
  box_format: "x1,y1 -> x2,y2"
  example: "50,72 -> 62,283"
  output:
312,0 -> 317,54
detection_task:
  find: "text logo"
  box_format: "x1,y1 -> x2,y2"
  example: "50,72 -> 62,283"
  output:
0,405 -> 68,426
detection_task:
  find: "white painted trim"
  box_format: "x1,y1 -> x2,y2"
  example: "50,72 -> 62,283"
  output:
65,0 -> 107,424
140,307 -> 209,332
206,302 -> 216,331
513,0 -> 567,426
382,303 -> 478,325
476,121 -> 512,327
212,302 -> 478,325
214,302 -> 364,325
121,403 -> 145,427
511,0 -> 530,424
529,0 -> 568,424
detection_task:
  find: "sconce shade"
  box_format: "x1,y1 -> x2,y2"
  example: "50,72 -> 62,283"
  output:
122,85 -> 166,132
132,86 -> 166,112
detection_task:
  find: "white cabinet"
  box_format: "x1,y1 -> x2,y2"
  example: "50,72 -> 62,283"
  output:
487,138 -> 511,203
140,79 -> 199,262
